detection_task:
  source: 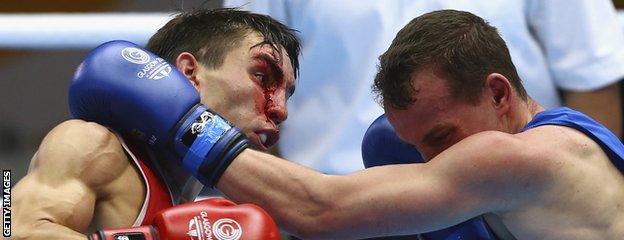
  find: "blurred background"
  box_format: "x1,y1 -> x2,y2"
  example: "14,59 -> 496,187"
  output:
1,0 -> 624,184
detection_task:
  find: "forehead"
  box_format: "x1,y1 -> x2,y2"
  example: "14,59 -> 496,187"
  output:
229,33 -> 296,79
385,70 -> 454,139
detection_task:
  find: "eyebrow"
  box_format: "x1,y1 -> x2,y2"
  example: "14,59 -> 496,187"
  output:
421,123 -> 454,145
250,42 -> 295,97
253,51 -> 297,98
255,54 -> 296,97
255,53 -> 284,78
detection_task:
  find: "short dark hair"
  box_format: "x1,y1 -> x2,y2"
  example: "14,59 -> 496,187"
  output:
147,8 -> 300,77
373,10 -> 527,109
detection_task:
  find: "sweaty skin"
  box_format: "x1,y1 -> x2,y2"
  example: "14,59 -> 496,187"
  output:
12,33 -> 296,239
217,71 -> 624,240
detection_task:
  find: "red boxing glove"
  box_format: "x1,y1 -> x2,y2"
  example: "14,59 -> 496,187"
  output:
89,198 -> 280,240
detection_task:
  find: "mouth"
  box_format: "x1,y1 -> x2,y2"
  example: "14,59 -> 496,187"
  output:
251,130 -> 279,151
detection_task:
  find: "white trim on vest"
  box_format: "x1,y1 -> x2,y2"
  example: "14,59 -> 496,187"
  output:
116,134 -> 150,227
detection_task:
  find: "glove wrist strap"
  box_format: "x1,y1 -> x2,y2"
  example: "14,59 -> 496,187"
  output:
173,104 -> 249,187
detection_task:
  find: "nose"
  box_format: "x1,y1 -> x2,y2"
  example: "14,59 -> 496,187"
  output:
266,89 -> 288,125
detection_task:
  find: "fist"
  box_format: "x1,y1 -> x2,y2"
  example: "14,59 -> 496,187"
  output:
153,198 -> 281,240
93,198 -> 280,240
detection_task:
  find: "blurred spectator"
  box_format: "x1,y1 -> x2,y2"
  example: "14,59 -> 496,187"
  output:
225,0 -> 624,177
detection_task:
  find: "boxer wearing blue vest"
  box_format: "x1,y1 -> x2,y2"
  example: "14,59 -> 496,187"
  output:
362,106 -> 624,240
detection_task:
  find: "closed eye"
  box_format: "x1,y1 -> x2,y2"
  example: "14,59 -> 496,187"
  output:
422,125 -> 455,146
429,132 -> 450,144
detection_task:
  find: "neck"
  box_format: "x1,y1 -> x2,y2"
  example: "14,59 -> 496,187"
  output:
510,98 -> 544,133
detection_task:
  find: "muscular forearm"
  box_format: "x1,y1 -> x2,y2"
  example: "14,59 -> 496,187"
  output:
563,81 -> 622,138
13,220 -> 87,240
216,149 -> 457,239
217,149 -> 336,238
13,177 -> 92,240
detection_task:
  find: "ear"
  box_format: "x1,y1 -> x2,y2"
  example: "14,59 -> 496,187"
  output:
175,52 -> 201,90
484,73 -> 512,116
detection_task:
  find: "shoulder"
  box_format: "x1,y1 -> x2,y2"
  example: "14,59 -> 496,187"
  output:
13,121 -> 135,235
439,130 -> 545,167
429,130 -> 557,210
48,119 -> 116,142
450,129 -> 564,168
516,124 -> 598,159
30,119 -> 130,189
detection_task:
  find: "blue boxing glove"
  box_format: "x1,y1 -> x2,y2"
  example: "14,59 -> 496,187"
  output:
69,40 -> 248,187
362,114 -> 499,240
361,114 -> 424,166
